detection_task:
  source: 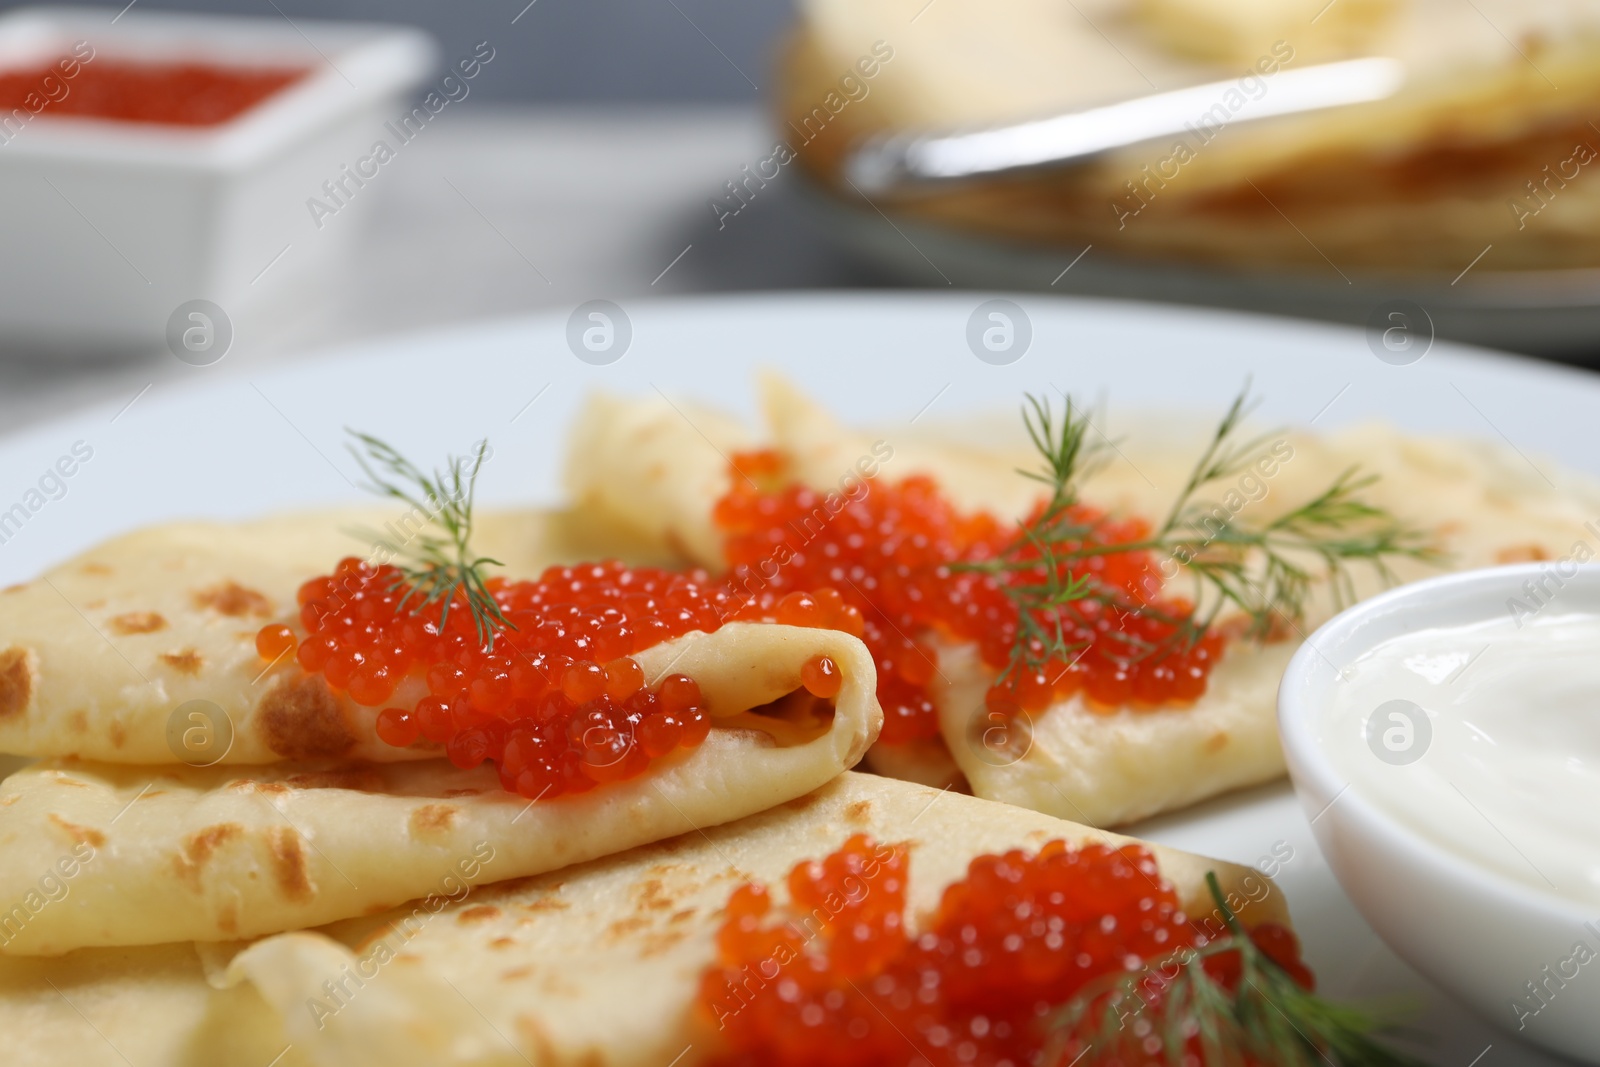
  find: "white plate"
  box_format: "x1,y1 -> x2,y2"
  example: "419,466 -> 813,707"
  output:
1,292 -> 1590,1065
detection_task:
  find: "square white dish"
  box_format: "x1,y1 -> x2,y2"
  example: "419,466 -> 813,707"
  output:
0,5 -> 435,355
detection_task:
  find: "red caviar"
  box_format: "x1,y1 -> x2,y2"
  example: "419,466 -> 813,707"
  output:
0,59 -> 308,127
259,558 -> 850,800
800,655 -> 842,699
699,835 -> 1312,1067
713,452 -> 1224,744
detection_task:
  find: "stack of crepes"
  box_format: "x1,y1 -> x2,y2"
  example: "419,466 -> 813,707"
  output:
0,469 -> 1295,1065
781,0 -> 1600,272
565,375 -> 1600,826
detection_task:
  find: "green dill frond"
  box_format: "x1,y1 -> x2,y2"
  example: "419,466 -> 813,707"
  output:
346,431 -> 512,651
964,386 -> 1440,686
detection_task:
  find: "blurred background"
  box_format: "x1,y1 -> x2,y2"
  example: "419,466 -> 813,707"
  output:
0,0 -> 797,101
2,0 -> 1598,429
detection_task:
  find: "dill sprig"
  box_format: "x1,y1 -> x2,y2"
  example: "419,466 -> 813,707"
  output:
964,387 -> 1439,685
347,431 -> 512,651
1044,873 -> 1425,1066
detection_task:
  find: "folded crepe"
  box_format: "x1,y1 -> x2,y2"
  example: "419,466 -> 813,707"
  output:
0,506 -> 882,953
0,942 -> 307,1067
0,508 -> 672,765
0,616 -> 876,955
781,0 -> 1600,272
567,377 -> 1600,824
221,772 -> 1292,1067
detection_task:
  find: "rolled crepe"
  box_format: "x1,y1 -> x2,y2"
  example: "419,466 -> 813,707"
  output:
0,507 -> 680,766
223,772 -> 1292,1067
0,621 -> 879,954
568,377 -> 1600,824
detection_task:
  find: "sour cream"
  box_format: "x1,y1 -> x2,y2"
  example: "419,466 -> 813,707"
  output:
1320,610 -> 1600,907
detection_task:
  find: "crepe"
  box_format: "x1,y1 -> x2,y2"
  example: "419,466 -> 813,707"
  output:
0,617 -> 879,955
0,941 -> 308,1067
1133,0 -> 1401,65
564,390 -> 754,568
567,378 -> 1600,824
0,507 -> 675,765
781,0 -> 1600,271
223,772 -> 1292,1067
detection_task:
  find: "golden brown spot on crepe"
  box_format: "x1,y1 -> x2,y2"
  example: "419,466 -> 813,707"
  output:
109,720 -> 126,749
845,799 -> 872,825
457,905 -> 502,924
82,599 -> 105,610
47,813 -> 105,848
501,965 -> 532,979
519,896 -> 570,914
218,901 -> 239,935
409,804 -> 460,837
491,936 -> 516,950
80,563 -> 111,576
228,780 -> 291,796
43,771 -> 88,788
159,649 -> 205,676
640,928 -> 692,958
193,581 -> 273,618
1496,543 -> 1552,564
172,824 -> 243,891
669,907 -> 697,925
3,582 -> 26,594
1204,732 -> 1229,754
605,914 -> 653,941
633,878 -> 679,913
66,709 -> 87,733
266,826 -> 313,902
109,611 -> 167,635
283,768 -> 386,792
258,674 -> 355,759
188,823 -> 242,864
0,647 -> 35,720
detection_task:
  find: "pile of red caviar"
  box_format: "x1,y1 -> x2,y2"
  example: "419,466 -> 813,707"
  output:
713,452 -> 1224,744
698,835 -> 1312,1067
255,558 -> 846,800
0,59 -> 308,127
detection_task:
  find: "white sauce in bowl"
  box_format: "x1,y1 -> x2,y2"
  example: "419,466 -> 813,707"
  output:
1320,611 -> 1600,906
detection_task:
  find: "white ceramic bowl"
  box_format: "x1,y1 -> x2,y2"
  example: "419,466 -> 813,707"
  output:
0,6 -> 434,354
1279,562 -> 1600,1063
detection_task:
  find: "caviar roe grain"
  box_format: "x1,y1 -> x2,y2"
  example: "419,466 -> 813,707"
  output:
713,451 -> 1225,744
699,836 -> 1312,1067
258,559 -> 846,801
800,655 -> 842,699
